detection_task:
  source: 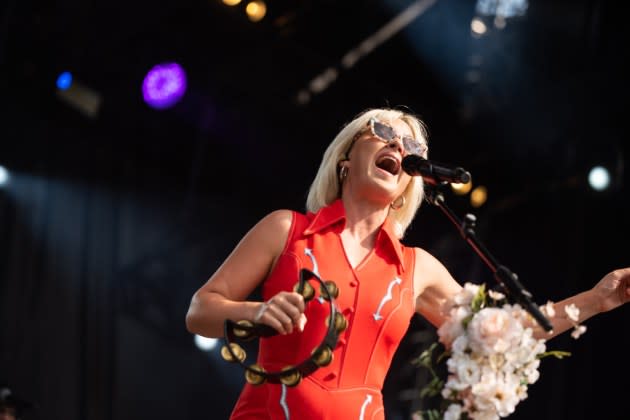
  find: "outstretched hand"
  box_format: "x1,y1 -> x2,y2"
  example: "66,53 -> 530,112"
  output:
592,267 -> 630,313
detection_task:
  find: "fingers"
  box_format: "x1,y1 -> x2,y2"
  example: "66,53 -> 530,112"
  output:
297,313 -> 308,331
253,292 -> 306,335
266,299 -> 298,334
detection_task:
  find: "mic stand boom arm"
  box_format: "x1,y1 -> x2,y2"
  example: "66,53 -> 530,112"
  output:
424,183 -> 553,332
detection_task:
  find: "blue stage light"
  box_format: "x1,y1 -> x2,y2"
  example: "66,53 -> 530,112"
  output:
56,71 -> 73,90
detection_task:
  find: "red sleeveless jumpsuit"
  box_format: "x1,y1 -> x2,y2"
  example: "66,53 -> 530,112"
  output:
230,199 -> 416,419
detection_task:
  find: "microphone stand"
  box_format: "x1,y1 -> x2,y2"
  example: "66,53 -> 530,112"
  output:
424,182 -> 553,332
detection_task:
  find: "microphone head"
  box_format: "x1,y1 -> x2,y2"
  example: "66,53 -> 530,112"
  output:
402,155 -> 471,184
401,154 -> 424,176
455,168 -> 471,184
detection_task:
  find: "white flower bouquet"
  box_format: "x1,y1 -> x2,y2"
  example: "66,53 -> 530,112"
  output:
413,283 -> 585,420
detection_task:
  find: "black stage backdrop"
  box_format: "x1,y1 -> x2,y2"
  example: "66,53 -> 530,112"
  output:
1,1 -> 629,419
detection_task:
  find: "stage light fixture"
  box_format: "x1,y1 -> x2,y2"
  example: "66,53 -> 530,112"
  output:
245,1 -> 266,22
0,165 -> 9,187
587,165 -> 611,192
475,0 -> 528,19
470,17 -> 488,37
451,180 -> 473,195
295,0 -> 435,105
142,62 -> 187,110
56,77 -> 102,119
56,71 -> 73,90
470,185 -> 488,208
195,335 -> 219,351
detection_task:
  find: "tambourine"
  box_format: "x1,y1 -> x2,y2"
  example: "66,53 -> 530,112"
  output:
220,268 -> 348,387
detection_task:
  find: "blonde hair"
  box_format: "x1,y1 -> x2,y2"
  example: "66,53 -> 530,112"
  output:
306,107 -> 429,239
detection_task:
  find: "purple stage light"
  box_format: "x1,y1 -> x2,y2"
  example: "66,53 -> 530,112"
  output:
142,62 -> 187,109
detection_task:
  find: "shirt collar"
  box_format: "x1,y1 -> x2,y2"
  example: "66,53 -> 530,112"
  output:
303,199 -> 406,271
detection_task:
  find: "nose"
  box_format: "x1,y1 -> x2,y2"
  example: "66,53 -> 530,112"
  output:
386,138 -> 405,155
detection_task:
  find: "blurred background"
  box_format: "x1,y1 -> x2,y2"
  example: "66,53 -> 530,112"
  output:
0,0 -> 628,419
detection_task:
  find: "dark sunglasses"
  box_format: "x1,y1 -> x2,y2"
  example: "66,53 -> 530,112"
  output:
347,117 -> 427,158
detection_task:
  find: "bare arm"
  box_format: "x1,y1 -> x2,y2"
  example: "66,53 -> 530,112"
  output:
532,267 -> 630,340
413,248 -> 630,340
413,247 -> 463,328
185,209 -> 305,338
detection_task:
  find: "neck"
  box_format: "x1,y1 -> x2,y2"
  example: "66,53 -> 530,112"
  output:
340,195 -> 390,243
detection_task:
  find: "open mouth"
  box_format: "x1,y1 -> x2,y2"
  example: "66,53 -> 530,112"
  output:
375,155 -> 401,176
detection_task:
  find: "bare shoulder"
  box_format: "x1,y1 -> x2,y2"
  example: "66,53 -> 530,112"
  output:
259,209 -> 294,228
243,209 -> 294,254
254,209 -> 293,237
200,209 -> 295,300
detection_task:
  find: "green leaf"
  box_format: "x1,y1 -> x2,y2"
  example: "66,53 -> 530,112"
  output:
436,349 -> 451,364
538,350 -> 572,359
471,283 -> 487,312
412,342 -> 440,370
413,409 -> 443,420
420,376 -> 444,398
